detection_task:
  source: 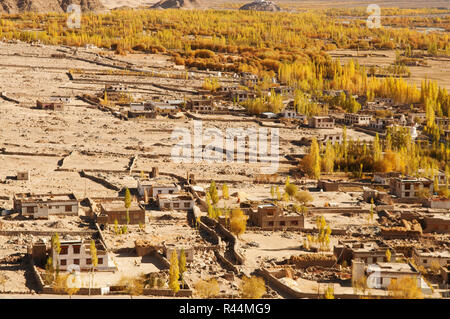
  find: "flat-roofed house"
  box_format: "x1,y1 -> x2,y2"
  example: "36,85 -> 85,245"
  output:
97,202 -> 145,225
13,193 -> 79,219
158,193 -> 195,211
36,100 -> 64,111
413,249 -> 450,268
50,239 -> 117,272
333,239 -> 396,265
352,261 -> 425,290
17,170 -> 30,181
137,179 -> 180,198
390,177 -> 433,198
249,204 -> 304,230
309,116 -> 335,129
344,113 -> 372,126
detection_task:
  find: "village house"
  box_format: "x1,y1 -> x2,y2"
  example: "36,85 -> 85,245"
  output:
280,108 -> 307,121
308,116 -> 335,129
366,97 -> 394,109
390,177 -> 433,199
272,86 -> 295,95
158,192 -> 195,211
407,112 -> 427,125
344,113 -> 372,126
16,170 -> 30,181
106,84 -> 128,92
137,179 -> 180,198
435,117 -> 450,129
97,202 -> 145,225
373,172 -> 402,185
230,90 -> 257,102
130,102 -> 145,112
148,102 -> 179,115
334,239 -> 397,265
13,193 -> 79,219
50,239 -> 117,272
36,100 -> 64,111
248,204 -> 304,230
352,261 -> 427,291
240,72 -> 259,86
422,215 -> 450,234
423,197 -> 450,209
412,248 -> 450,268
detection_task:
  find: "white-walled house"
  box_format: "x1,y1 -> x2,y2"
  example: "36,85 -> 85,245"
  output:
137,179 -> 180,197
13,193 -> 78,219
158,193 -> 195,211
51,239 -> 116,272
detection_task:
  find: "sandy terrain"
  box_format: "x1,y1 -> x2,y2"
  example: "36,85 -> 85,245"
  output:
329,49 -> 450,90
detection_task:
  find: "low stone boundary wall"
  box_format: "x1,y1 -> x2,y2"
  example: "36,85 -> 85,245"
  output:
214,251 -> 240,274
0,230 -> 96,236
80,170 -> 121,191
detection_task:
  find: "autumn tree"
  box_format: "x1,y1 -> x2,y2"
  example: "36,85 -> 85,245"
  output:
169,250 -> 180,294
124,187 -> 131,228
388,277 -> 423,299
240,276 -> 266,299
222,183 -> 229,200
195,278 -> 220,298
229,209 -> 248,238
179,248 -> 187,288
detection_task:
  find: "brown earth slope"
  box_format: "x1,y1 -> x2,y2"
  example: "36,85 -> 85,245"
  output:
0,0 -> 105,13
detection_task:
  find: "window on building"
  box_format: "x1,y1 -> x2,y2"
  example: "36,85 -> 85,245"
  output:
169,190 -> 174,194
268,221 -> 274,226
404,184 -> 411,190
98,258 -> 103,265
423,259 -> 427,264
279,221 -> 285,226
291,221 -> 298,226
60,246 -> 68,255
405,192 -> 410,197
65,205 -> 72,212
27,206 -> 34,214
164,203 -> 170,209
174,203 -> 180,208
60,259 -> 67,266
86,259 -> 92,265
73,245 -> 80,254
184,202 -> 191,208
74,259 -> 80,265
158,190 -> 162,194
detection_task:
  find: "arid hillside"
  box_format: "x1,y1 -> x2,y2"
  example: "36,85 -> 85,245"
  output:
0,0 -> 104,13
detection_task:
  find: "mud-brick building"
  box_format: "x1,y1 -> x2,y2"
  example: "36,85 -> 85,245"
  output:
333,239 -> 397,265
249,204 -> 304,230
98,202 -> 145,225
36,100 -> 64,111
422,215 -> 450,234
13,193 -> 79,219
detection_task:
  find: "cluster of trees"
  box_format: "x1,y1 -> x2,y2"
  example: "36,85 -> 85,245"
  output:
304,216 -> 332,252
1,8 -> 447,80
300,125 -> 449,187
241,92 -> 284,115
